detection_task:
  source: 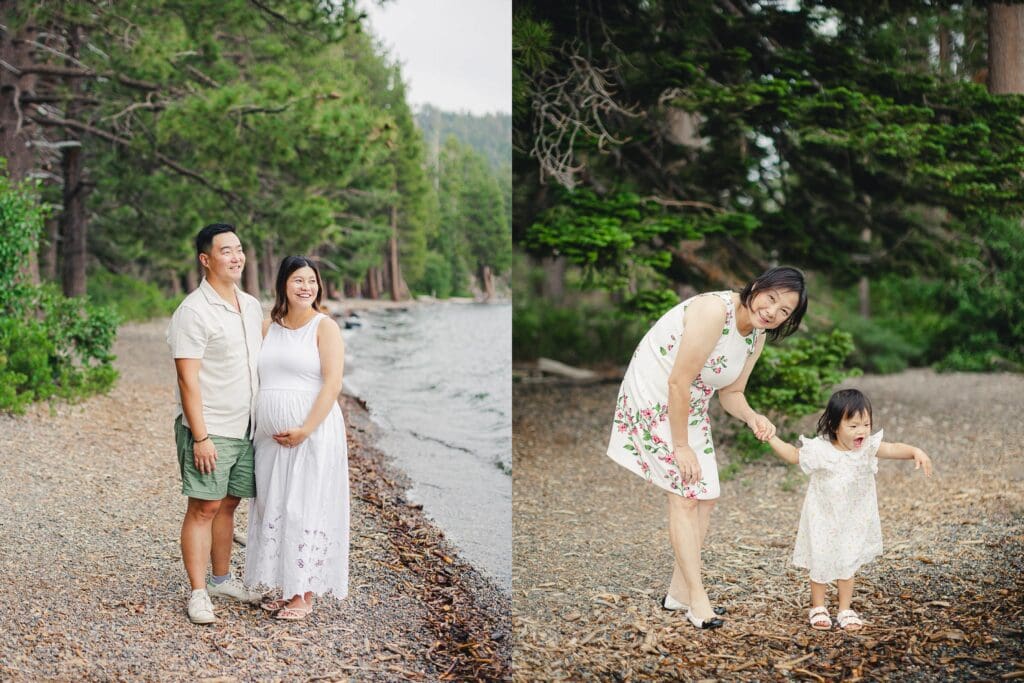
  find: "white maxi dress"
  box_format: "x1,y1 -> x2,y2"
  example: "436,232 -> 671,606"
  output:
245,313 -> 350,599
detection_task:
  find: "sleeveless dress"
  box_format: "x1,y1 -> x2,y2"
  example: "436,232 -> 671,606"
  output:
792,431 -> 884,583
607,292 -> 759,499
244,313 -> 350,599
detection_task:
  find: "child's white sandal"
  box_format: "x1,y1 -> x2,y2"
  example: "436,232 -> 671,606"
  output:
836,609 -> 864,630
808,606 -> 831,630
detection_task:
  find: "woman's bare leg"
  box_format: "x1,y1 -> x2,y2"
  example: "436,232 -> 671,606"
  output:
667,499 -> 716,605
667,494 -> 714,620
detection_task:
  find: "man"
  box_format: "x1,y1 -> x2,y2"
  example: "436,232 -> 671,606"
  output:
167,224 -> 263,624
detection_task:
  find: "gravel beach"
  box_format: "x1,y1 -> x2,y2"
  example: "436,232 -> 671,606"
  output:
513,371 -> 1024,680
0,320 -> 510,682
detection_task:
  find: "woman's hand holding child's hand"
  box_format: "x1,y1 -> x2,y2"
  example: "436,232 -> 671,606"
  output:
747,413 -> 776,441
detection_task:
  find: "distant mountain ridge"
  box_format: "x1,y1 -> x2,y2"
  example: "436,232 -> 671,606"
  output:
415,104 -> 511,170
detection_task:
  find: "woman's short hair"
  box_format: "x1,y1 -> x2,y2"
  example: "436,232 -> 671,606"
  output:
739,266 -> 808,341
816,389 -> 873,441
271,255 -> 325,323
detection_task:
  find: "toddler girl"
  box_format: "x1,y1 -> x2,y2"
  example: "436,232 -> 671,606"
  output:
766,388 -> 932,630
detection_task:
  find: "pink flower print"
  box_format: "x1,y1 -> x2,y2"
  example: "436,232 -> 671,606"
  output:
651,433 -> 664,445
641,409 -> 653,420
618,423 -> 628,433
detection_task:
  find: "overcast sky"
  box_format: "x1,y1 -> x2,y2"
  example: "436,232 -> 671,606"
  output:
361,0 -> 511,115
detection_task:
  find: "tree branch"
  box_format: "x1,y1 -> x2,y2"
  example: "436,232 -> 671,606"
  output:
29,111 -> 245,207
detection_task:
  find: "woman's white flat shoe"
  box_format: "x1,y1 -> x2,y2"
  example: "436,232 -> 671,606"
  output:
663,594 -> 726,615
685,607 -> 724,630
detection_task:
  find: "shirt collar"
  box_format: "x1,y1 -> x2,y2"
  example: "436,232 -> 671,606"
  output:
199,277 -> 242,312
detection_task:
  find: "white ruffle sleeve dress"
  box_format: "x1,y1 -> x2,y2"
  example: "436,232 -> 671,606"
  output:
792,430 -> 884,583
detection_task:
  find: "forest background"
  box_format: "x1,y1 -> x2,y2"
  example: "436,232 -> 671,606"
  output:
0,0 -> 512,411
512,0 -> 1024,453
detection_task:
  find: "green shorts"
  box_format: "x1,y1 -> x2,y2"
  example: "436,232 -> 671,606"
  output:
174,415 -> 256,500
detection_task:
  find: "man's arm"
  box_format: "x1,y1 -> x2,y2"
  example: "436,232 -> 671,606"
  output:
175,358 -> 217,474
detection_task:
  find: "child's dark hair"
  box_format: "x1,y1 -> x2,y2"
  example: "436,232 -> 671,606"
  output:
738,266 -> 808,341
816,389 -> 873,441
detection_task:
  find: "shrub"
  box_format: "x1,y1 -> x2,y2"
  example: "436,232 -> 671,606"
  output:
0,172 -> 119,412
513,297 -> 647,366
720,328 -> 859,470
87,268 -> 181,321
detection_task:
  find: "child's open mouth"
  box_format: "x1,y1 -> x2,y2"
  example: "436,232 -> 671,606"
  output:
854,437 -> 864,448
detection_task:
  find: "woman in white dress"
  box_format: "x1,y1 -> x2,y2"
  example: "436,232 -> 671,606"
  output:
607,267 -> 808,628
766,389 -> 932,631
245,256 -> 349,620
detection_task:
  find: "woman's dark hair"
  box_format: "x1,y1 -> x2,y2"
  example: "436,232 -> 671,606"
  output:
739,265 -> 808,341
271,255 -> 325,323
195,223 -> 237,255
816,389 -> 873,441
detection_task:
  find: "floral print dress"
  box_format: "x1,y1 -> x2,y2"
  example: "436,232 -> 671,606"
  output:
607,291 -> 758,498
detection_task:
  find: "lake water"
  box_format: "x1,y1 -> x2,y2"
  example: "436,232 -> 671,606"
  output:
342,302 -> 511,591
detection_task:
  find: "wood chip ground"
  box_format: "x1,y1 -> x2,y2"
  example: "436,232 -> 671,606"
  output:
513,371 -> 1024,681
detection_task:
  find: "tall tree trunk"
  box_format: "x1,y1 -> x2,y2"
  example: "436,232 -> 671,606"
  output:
344,279 -> 358,298
59,27 -> 87,298
480,265 -> 495,302
364,267 -> 380,299
858,227 -> 871,319
0,15 -> 36,182
167,268 -> 182,297
244,248 -> 259,296
261,237 -> 276,294
385,204 -> 409,301
938,21 -> 952,77
40,217 -> 59,281
60,143 -> 86,297
540,255 -> 566,301
185,266 -> 198,292
988,4 -> 1024,94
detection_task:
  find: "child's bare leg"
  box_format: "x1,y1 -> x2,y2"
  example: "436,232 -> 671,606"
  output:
667,500 -> 716,604
810,579 -> 828,608
837,577 -> 855,612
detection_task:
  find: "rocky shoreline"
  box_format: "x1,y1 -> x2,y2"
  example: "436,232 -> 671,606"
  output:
0,319 -> 510,681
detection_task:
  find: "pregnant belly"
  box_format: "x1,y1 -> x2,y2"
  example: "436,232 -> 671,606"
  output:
255,389 -> 316,437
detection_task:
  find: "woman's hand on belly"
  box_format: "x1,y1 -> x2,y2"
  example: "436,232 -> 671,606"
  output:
273,426 -> 309,448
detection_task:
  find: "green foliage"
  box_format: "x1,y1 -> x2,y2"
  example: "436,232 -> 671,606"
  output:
0,176 -> 118,413
0,172 -> 46,294
720,329 -> 859,466
933,214 -> 1024,371
87,269 -> 183,322
513,1 -> 1024,375
513,296 -> 647,366
415,105 -> 512,171
745,329 -> 859,422
415,137 -> 511,296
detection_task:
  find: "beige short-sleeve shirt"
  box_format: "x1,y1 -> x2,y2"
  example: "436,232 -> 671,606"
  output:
167,278 -> 263,439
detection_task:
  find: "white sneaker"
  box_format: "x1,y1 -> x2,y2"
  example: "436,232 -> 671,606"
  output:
206,575 -> 262,604
187,589 -> 216,624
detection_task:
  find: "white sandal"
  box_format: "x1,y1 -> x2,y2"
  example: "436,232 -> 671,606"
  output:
836,609 -> 864,630
808,606 -> 831,630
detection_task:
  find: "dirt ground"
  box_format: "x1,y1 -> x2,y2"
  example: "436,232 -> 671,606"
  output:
0,320 -> 510,682
512,370 -> 1024,681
